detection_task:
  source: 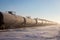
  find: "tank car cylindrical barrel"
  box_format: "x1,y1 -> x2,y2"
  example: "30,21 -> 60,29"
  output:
34,18 -> 43,26
23,17 -> 36,26
0,12 -> 24,29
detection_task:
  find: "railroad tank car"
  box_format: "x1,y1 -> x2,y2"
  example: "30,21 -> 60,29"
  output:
34,18 -> 50,26
40,19 -> 53,25
35,19 -> 52,25
42,20 -> 48,25
0,11 -> 24,29
45,21 -> 50,25
34,18 -> 43,26
23,17 -> 36,27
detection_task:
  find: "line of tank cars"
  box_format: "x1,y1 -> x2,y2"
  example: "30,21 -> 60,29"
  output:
0,11 -> 57,29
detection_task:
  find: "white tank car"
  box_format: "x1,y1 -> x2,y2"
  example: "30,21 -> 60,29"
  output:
23,17 -> 36,26
0,12 -> 24,28
37,19 -> 43,25
34,18 -> 43,26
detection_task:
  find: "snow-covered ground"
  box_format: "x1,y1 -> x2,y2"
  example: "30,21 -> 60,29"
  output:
0,25 -> 60,40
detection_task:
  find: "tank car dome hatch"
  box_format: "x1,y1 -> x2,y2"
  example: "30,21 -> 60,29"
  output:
8,11 -> 16,15
26,16 -> 31,18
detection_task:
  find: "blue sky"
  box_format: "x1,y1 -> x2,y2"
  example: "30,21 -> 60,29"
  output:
0,0 -> 60,23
